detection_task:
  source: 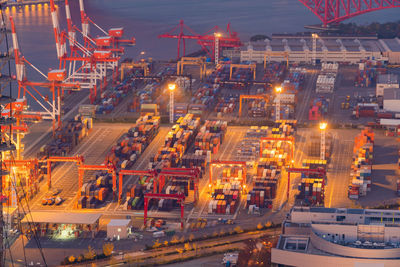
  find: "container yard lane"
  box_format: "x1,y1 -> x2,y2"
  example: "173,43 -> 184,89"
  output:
29,123 -> 131,211
188,127 -> 247,222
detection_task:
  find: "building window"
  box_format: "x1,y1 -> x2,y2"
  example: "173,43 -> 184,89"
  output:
118,228 -> 121,232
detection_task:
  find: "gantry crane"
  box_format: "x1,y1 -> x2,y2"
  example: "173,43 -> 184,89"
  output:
117,169 -> 157,203
10,16 -> 80,136
120,61 -> 150,81
229,63 -> 256,80
158,168 -> 201,203
144,192 -> 185,229
78,164 -> 116,199
50,0 -> 119,103
238,94 -> 269,117
177,57 -> 207,80
159,20 -> 242,59
286,167 -> 326,200
264,51 -> 289,69
46,155 -> 84,189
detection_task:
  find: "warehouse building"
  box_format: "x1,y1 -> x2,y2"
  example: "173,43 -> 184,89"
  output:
107,219 -> 132,239
377,74 -> 399,96
272,206 -> 400,267
240,35 -> 400,65
384,87 -> 400,113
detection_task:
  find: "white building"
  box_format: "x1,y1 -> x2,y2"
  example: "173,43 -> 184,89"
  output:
107,219 -> 132,239
240,35 -> 400,65
384,88 -> 400,113
272,206 -> 400,267
377,74 -> 399,96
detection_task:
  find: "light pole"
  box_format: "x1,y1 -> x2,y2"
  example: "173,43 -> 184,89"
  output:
214,33 -> 221,65
312,33 -> 318,66
319,122 -> 327,160
275,86 -> 282,121
168,83 -> 176,123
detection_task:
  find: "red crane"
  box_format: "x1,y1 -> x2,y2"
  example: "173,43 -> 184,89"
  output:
298,0 -> 400,27
158,20 -> 242,59
78,164 -> 116,199
286,167 -> 326,200
46,155 -> 85,189
2,159 -> 40,196
158,168 -> 201,203
10,16 -> 80,136
144,192 -> 185,229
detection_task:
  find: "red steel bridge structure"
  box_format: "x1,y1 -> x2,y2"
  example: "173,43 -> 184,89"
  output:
298,0 -> 400,26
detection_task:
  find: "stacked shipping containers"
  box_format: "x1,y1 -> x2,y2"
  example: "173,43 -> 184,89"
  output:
308,97 -> 329,121
348,128 -> 374,199
195,120 -> 227,154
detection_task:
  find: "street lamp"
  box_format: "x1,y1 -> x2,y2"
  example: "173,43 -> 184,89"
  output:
312,33 -> 319,66
319,122 -> 327,160
275,86 -> 282,121
214,32 -> 221,65
168,83 -> 176,123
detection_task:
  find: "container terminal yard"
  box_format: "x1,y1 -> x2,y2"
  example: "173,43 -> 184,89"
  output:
0,0 -> 400,266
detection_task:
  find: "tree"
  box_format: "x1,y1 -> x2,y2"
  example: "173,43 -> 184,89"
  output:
184,242 -> 192,251
68,255 -> 76,263
257,223 -> 264,230
153,239 -> 162,248
164,240 -> 169,246
265,221 -> 272,228
176,248 -> 184,258
170,235 -> 179,244
234,226 -> 244,233
212,231 -> 218,237
103,242 -> 114,257
179,236 -> 185,243
77,254 -> 84,262
192,243 -> 198,256
85,246 -> 96,260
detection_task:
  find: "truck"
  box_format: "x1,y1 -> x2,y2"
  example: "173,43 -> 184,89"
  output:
153,231 -> 165,238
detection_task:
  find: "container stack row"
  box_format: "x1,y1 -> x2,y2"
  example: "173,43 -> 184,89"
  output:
151,114 -> 200,168
296,177 -> 325,206
235,126 -> 269,162
214,96 -> 237,113
209,180 -> 241,214
78,173 -> 113,209
38,116 -> 93,158
316,74 -> 336,93
95,80 -> 133,114
272,120 -> 297,136
355,60 -> 387,87
348,128 -> 374,199
309,97 -> 329,121
195,120 -> 227,154
105,114 -> 160,169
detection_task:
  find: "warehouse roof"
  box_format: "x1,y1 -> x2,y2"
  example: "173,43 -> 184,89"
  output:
244,35 -> 400,54
21,212 -> 101,225
384,87 -> 400,100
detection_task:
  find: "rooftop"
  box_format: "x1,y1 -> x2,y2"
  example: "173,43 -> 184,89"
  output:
21,212 -> 101,225
384,88 -> 400,100
378,74 -> 399,84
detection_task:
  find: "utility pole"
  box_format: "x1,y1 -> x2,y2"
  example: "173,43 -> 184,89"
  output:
168,83 -> 176,123
312,33 -> 318,65
0,3 -> 17,265
214,33 -> 221,65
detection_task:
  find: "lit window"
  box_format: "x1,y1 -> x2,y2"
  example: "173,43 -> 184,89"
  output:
118,228 -> 121,232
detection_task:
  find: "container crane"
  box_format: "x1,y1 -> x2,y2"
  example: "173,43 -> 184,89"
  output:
209,160 -> 247,186
10,16 -> 80,136
78,0 -> 136,52
260,136 -> 295,163
238,94 -> 269,117
50,0 -> 119,103
158,20 -> 242,59
117,169 -> 157,203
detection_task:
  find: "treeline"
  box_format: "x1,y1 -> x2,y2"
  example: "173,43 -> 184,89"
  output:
337,21 -> 400,38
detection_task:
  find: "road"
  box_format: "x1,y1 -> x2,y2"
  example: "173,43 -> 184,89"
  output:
29,123 -> 131,211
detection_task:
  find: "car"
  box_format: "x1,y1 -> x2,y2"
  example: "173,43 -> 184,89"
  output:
55,197 -> 63,205
41,198 -> 48,205
47,197 -> 55,205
